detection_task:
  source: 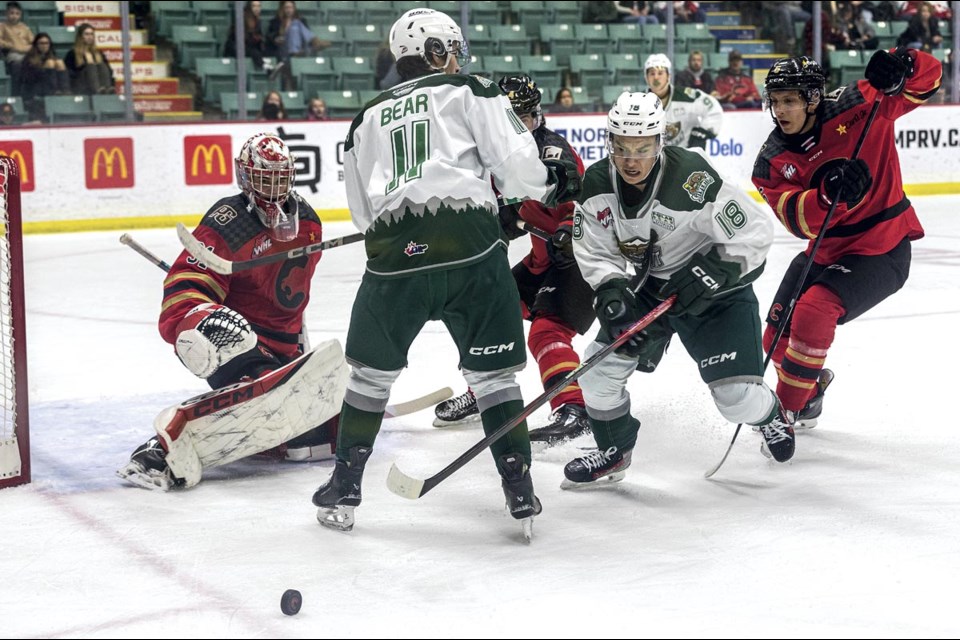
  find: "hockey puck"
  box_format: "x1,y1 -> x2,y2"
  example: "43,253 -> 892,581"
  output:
280,589 -> 302,616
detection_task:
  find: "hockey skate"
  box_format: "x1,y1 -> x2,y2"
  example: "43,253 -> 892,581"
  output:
497,453 -> 542,543
528,404 -> 591,448
432,389 -> 480,427
758,407 -> 796,463
116,437 -> 185,491
796,369 -> 834,429
561,446 -> 632,490
312,446 -> 372,532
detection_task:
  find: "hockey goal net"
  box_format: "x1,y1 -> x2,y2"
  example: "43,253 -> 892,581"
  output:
0,156 -> 29,488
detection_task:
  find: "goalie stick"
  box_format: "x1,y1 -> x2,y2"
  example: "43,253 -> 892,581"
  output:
176,222 -> 364,275
387,296 -> 675,500
120,233 -> 172,272
704,95 -> 883,479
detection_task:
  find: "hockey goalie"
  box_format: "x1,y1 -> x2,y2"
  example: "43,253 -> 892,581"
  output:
118,133 -> 346,491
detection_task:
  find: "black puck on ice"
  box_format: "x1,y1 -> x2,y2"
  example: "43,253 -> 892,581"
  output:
281,589 -> 302,616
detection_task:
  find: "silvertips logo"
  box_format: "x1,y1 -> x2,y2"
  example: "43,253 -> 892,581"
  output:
404,241 -> 429,256
682,170 -> 714,203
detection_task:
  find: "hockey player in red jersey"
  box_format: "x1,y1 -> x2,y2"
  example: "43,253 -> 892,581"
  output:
752,49 -> 941,428
433,74 -> 593,447
118,133 -> 338,490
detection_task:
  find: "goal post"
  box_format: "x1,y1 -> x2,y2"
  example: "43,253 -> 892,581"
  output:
0,155 -> 29,489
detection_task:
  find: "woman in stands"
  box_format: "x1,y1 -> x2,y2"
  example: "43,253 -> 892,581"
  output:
63,23 -> 114,95
20,32 -> 69,105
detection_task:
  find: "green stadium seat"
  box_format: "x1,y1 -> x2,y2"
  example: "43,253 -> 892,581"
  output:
196,57 -> 240,103
44,26 -> 77,49
570,53 -> 608,96
314,25 -> 350,57
520,55 -> 564,89
44,95 -> 93,123
322,0 -> 364,25
359,0 -> 396,24
492,25 -> 531,57
539,23 -> 579,67
332,56 -> 375,92
549,0 -> 582,24
154,1 -> 196,39
220,92 -> 261,120
575,23 -> 609,55
566,85 -> 596,111
316,90 -> 363,118
192,1 -> 233,26
511,1 -> 548,34
464,24 -> 496,57
92,94 -> 131,122
468,1 -> 505,26
291,56 -> 339,95
172,25 -> 219,71
344,24 -> 384,59
481,55 -> 523,79
603,85 -> 637,108
427,0 -> 461,20
279,91 -> 307,118
605,52 -> 643,86
19,0 -> 58,29
607,23 -> 649,53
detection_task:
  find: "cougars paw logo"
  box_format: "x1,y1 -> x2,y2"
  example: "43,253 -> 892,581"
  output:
404,241 -> 429,257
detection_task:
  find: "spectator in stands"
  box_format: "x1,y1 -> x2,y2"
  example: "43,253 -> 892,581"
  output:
306,97 -> 329,120
898,1 -> 952,20
20,33 -> 70,105
763,2 -> 811,54
257,90 -> 287,120
0,101 -> 15,126
713,50 -> 762,110
841,2 -> 880,51
803,8 -> 850,74
267,1 -> 327,59
63,23 -> 115,95
898,1 -> 944,52
224,0 -> 267,70
582,1 -> 621,24
617,1 -> 659,24
655,1 -> 706,24
550,87 -> 583,113
675,50 -> 715,94
375,40 -> 400,90
0,1 -> 34,94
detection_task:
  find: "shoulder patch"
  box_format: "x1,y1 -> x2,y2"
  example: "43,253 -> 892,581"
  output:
682,171 -> 715,204
473,74 -> 494,88
541,145 -> 563,161
211,204 -> 238,226
824,86 -> 846,102
683,87 -> 697,99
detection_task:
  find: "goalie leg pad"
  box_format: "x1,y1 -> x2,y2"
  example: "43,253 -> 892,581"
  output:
156,339 -> 349,487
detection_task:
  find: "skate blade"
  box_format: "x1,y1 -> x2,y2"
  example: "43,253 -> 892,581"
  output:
431,413 -> 482,428
520,517 -> 534,544
116,463 -> 173,491
560,471 -> 626,491
794,418 -> 818,430
316,506 -> 355,532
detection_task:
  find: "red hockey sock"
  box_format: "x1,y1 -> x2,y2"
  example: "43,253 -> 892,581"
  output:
528,315 -> 584,410
773,285 -> 845,412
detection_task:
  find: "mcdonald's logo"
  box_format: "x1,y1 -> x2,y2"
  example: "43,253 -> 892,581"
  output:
0,141 -> 35,192
84,138 -> 135,189
184,135 -> 233,186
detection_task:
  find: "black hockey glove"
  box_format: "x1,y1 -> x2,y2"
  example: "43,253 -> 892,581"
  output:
865,47 -> 915,96
595,279 -> 646,357
818,158 -> 873,207
543,158 -> 582,206
497,202 -> 527,241
660,252 -> 729,316
688,126 -> 713,150
546,218 -> 576,269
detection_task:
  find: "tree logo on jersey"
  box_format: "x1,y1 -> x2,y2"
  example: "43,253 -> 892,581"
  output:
404,241 -> 429,257
652,211 -> 675,231
596,207 -> 613,228
682,171 -> 714,203
618,236 -> 654,268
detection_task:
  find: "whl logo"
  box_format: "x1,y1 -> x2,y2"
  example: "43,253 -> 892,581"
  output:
597,207 -> 612,228
404,241 -> 429,256
469,342 -> 515,356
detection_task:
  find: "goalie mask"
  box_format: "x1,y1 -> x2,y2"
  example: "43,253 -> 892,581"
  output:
389,8 -> 469,70
236,133 -> 299,242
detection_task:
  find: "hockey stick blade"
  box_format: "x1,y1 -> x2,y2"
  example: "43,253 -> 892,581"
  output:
176,222 -> 364,275
705,96 -> 883,479
120,233 -> 172,272
386,296 -> 675,499
384,387 -> 454,419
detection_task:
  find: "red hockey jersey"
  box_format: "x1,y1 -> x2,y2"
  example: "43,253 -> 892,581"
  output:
160,192 -> 323,360
752,49 -> 941,265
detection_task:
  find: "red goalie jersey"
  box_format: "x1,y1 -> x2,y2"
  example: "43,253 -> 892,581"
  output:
752,49 -> 942,265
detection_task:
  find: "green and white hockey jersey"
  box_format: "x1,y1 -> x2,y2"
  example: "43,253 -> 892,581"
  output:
662,85 -> 723,148
572,146 -> 773,293
343,72 -> 555,276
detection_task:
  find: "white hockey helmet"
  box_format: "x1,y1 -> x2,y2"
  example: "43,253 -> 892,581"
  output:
235,133 -> 299,242
389,8 -> 468,68
644,53 -> 672,74
606,92 -> 665,162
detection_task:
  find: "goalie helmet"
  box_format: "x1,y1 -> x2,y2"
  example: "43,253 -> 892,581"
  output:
389,8 -> 469,68
764,56 -> 825,103
499,74 -> 542,129
235,133 -> 298,242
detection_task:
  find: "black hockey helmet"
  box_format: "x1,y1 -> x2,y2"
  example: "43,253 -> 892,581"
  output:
498,74 -> 542,116
764,56 -> 826,104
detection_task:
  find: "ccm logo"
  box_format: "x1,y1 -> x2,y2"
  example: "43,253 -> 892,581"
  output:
469,342 -> 516,356
693,265 -> 721,291
700,352 -> 737,368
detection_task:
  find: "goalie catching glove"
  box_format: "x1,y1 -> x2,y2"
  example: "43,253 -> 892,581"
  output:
174,303 -> 258,378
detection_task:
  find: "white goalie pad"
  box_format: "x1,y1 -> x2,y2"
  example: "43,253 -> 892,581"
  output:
154,339 -> 348,488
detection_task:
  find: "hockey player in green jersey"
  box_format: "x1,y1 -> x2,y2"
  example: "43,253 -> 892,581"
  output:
644,53 -> 723,150
562,92 -> 796,488
311,8 -> 580,535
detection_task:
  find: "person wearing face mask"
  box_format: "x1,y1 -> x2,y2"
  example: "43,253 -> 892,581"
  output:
752,50 -> 940,437
117,134 -> 339,492
257,90 -> 287,120
562,91 -> 792,488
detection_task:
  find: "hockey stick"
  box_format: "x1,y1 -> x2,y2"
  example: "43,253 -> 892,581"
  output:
120,233 -> 172,272
387,296 -> 676,499
517,220 -> 551,241
384,387 -> 454,419
704,95 -> 883,479
176,222 -> 364,275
